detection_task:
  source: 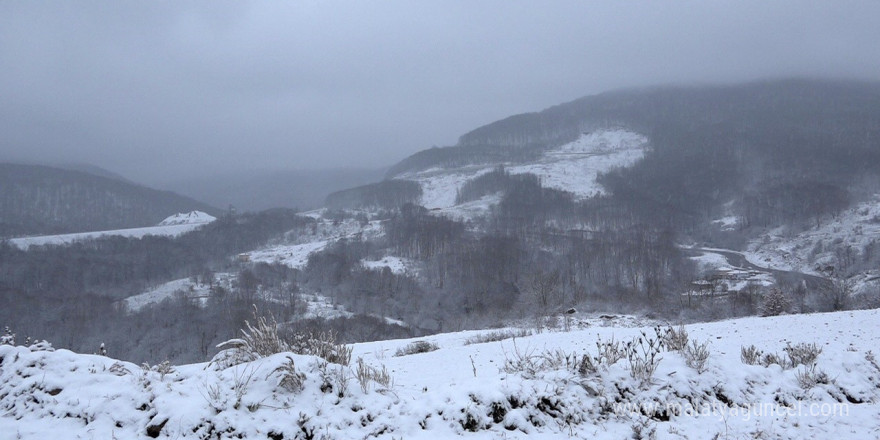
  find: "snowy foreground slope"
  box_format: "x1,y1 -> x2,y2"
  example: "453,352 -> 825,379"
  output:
2,310 -> 880,439
8,211 -> 216,250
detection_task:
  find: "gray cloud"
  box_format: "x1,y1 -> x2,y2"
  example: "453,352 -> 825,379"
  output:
2,1 -> 879,184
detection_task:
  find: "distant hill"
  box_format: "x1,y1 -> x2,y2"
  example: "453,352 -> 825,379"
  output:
0,163 -> 221,237
54,163 -> 135,184
162,168 -> 385,212
378,78 -> 880,231
389,79 -> 880,179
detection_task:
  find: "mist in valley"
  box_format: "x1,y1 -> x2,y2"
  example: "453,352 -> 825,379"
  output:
2,2 -> 880,438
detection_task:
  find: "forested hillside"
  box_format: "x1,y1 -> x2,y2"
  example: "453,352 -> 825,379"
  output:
3,79 -> 880,366
391,79 -> 880,234
0,163 -> 221,237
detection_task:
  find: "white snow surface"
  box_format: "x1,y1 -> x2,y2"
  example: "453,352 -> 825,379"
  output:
396,129 -> 649,211
122,273 -> 235,312
244,218 -> 384,269
4,309 -> 880,439
690,251 -> 732,274
246,240 -> 330,269
8,211 -> 215,250
361,256 -> 414,275
158,211 -> 216,226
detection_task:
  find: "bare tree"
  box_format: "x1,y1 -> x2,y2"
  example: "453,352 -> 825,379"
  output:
526,269 -> 560,315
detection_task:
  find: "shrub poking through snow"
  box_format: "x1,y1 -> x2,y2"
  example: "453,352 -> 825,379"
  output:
795,364 -> 832,389
760,352 -> 790,369
270,356 -> 306,393
595,335 -> 626,366
354,357 -> 392,393
784,342 -> 822,367
626,332 -> 663,385
683,339 -> 710,373
740,342 -> 823,371
464,328 -> 532,345
286,330 -> 352,366
761,288 -> 791,316
658,325 -> 689,352
741,345 -> 762,365
577,353 -> 599,376
152,360 -> 176,380
0,326 -> 14,345
395,340 -> 439,356
212,307 -> 352,369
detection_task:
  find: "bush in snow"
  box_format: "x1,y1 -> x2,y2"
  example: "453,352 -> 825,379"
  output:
657,324 -> 689,352
784,341 -> 822,367
683,339 -> 710,373
212,308 -> 352,369
625,332 -> 663,385
286,329 -> 352,366
595,335 -> 626,366
394,340 -> 439,356
741,344 -> 762,365
760,351 -> 790,369
761,288 -> 791,316
22,340 -> 53,352
464,328 -> 532,345
741,342 -> 822,370
795,364 -> 832,389
1,326 -> 14,346
354,357 -> 392,393
270,355 -> 306,393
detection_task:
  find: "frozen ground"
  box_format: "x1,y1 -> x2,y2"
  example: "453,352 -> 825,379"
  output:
395,129 -> 649,212
3,309 -> 879,439
8,211 -> 215,250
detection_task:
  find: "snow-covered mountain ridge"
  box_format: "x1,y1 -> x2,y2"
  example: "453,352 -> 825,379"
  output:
3,309 -> 879,439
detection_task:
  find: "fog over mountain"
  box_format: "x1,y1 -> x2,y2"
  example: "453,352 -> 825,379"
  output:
3,3 -> 880,432
2,1 -> 880,184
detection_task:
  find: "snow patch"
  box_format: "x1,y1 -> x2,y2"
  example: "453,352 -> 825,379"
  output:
396,129 -> 649,212
122,273 -> 235,312
158,211 -> 216,226
9,211 -> 216,250
361,256 -> 413,275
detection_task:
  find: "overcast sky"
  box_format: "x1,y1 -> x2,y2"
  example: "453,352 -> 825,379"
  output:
2,1 -> 879,184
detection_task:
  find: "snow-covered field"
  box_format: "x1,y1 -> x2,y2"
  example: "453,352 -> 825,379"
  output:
8,211 -> 216,250
244,218 -> 384,269
3,309 -> 879,439
246,240 -> 331,269
396,129 -> 649,212
507,130 -> 647,199
122,273 -> 236,312
361,256 -> 414,275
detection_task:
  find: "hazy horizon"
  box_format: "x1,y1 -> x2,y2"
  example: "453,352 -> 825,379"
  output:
2,1 -> 880,185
